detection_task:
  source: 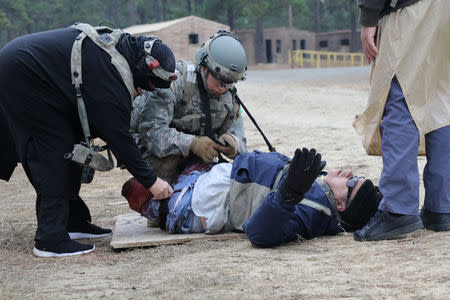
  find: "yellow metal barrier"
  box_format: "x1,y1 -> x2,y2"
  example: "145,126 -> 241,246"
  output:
288,50 -> 366,68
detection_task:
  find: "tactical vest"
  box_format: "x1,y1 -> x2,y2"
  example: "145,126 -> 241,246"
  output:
174,61 -> 241,137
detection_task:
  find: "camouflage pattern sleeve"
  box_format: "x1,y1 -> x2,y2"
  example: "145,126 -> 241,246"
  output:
224,110 -> 247,154
131,88 -> 195,158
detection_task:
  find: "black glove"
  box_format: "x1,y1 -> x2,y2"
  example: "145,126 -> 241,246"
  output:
279,148 -> 326,203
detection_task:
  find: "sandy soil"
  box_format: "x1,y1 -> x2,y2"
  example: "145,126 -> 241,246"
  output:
1,68 -> 449,299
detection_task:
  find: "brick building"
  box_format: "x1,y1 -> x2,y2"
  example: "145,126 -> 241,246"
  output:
123,16 -> 229,62
124,16 -> 362,66
316,29 -> 362,52
234,27 -> 316,65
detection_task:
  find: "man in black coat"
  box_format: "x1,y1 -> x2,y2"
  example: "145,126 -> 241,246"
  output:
0,23 -> 176,257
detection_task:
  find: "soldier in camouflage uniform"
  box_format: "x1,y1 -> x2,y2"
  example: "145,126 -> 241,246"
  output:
131,30 -> 248,184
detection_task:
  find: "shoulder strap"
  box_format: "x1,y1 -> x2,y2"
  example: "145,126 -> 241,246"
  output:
181,62 -> 197,103
70,32 -> 91,146
69,25 -> 115,171
70,22 -> 134,99
196,71 -> 213,138
217,87 -> 240,136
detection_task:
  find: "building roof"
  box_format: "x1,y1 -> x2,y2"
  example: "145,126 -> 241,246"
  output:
123,15 -> 228,35
316,29 -> 361,36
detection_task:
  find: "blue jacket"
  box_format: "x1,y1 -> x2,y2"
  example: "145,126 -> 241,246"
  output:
166,171 -> 205,234
236,151 -> 342,247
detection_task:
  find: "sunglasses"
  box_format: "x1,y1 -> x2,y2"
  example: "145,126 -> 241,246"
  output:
347,176 -> 364,202
210,71 -> 234,88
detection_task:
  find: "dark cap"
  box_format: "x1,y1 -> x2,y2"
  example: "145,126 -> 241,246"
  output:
340,179 -> 381,230
133,36 -> 176,90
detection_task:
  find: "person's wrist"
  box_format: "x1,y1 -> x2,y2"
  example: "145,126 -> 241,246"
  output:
283,190 -> 304,203
360,9 -> 379,27
279,182 -> 303,203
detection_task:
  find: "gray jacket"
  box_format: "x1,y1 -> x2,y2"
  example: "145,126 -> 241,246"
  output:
357,0 -> 421,26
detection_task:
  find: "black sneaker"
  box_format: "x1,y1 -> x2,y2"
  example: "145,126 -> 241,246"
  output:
421,209 -> 450,231
354,210 -> 423,241
68,222 -> 112,239
33,240 -> 94,258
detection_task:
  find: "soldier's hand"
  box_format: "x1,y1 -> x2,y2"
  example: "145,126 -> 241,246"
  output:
190,136 -> 220,163
149,177 -> 174,200
217,134 -> 238,159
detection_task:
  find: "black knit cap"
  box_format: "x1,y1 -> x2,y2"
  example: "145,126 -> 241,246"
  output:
117,34 -> 175,90
145,39 -> 175,88
340,179 -> 381,230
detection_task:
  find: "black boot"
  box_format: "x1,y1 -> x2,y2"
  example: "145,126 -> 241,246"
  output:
354,210 -> 423,241
421,209 -> 450,231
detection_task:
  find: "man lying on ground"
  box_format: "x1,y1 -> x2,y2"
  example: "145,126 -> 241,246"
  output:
122,148 -> 381,247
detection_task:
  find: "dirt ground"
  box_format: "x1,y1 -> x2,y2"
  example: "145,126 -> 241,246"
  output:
1,68 -> 449,299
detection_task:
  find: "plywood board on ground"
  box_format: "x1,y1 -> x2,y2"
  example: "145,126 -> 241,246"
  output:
110,212 -> 245,249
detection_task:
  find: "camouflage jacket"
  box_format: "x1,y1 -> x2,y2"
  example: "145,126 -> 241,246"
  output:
131,60 -> 247,180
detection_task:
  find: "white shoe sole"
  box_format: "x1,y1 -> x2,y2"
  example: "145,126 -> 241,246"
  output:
33,245 -> 95,258
68,232 -> 112,239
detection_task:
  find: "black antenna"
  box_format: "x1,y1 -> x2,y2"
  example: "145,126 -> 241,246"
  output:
235,94 -> 276,152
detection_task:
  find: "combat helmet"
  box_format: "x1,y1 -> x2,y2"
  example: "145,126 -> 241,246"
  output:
195,30 -> 247,83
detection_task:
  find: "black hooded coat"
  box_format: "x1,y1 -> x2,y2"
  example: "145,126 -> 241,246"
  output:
0,26 -> 158,241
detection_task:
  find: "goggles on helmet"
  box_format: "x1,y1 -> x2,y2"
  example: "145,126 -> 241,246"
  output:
143,37 -> 178,82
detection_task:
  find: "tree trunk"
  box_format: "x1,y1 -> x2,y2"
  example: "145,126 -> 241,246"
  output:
349,1 -> 358,52
110,0 -> 119,27
137,9 -> 146,25
5,8 -> 15,42
6,27 -> 14,42
161,0 -> 167,21
128,0 -> 137,25
195,0 -> 203,13
255,16 -> 265,64
314,0 -> 321,33
288,5 -> 293,28
227,4 -> 235,30
153,0 -> 161,22
186,0 -> 192,14
26,23 -> 33,34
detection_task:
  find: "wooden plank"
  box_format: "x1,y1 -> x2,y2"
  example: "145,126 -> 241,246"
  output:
110,212 -> 245,249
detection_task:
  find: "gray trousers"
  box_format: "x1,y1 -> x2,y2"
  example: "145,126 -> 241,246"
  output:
378,76 -> 450,215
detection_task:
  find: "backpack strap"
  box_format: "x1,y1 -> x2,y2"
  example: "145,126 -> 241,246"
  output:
70,32 -> 91,146
70,22 -> 134,99
69,23 -> 119,173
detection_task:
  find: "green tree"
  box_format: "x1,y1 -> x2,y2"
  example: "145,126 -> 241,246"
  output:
0,0 -> 361,50
242,0 -> 271,63
322,0 -> 359,51
0,0 -> 29,41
